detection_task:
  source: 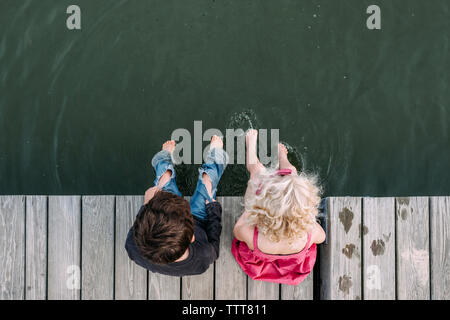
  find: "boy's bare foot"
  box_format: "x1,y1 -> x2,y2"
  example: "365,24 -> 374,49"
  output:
278,143 -> 297,174
202,135 -> 222,204
210,135 -> 223,149
162,140 -> 176,153
157,140 -> 176,189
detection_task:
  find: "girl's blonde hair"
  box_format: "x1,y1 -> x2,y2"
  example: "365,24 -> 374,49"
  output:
245,169 -> 321,243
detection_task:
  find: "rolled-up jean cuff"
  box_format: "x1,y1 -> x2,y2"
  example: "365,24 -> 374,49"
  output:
202,148 -> 229,190
205,147 -> 229,165
151,150 -> 177,186
151,150 -> 172,167
190,148 -> 229,219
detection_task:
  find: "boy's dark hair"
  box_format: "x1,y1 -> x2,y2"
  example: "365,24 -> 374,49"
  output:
133,191 -> 194,265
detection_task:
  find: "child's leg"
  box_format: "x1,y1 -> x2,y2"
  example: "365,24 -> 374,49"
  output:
278,143 -> 298,175
151,140 -> 182,197
190,136 -> 229,220
246,129 -> 265,179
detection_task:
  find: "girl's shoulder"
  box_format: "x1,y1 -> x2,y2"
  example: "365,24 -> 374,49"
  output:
310,221 -> 326,244
257,231 -> 309,255
234,211 -> 256,249
238,222 -> 256,250
235,217 -> 324,254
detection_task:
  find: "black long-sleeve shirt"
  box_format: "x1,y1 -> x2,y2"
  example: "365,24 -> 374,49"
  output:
125,201 -> 222,277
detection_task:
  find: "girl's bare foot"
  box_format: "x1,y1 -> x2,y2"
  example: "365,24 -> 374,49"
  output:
278,143 -> 288,160
278,143 -> 297,174
210,135 -> 223,149
162,140 -> 176,153
246,129 -> 265,175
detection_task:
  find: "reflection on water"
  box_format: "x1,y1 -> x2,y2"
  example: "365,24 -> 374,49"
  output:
0,0 -> 449,196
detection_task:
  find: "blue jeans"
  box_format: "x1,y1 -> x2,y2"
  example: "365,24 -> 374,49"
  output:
151,148 -> 229,220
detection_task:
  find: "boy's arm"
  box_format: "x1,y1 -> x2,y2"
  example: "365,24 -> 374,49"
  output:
204,201 -> 223,258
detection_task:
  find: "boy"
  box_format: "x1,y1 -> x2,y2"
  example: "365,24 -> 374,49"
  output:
125,135 -> 228,276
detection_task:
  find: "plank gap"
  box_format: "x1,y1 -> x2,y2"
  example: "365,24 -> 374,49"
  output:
394,197 -> 398,300
45,196 -> 49,300
78,196 -> 82,300
428,197 -> 432,299
360,197 -> 364,301
23,196 -> 27,301
113,196 -> 116,300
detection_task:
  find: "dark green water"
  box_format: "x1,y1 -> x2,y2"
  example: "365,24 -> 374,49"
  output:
1,0 -> 449,196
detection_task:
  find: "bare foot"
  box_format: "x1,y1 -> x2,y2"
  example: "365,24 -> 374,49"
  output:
162,140 -> 176,153
157,140 -> 175,188
278,143 -> 288,160
210,135 -> 223,149
246,129 -> 258,164
203,136 -> 222,204
246,129 -> 264,175
278,143 -> 297,174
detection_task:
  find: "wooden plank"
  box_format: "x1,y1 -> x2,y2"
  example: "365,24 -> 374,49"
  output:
146,189 -> 181,303
48,196 -> 81,300
182,265 -> 214,300
320,197 -> 362,300
81,196 -> 115,300
281,271 -> 313,300
0,196 -> 25,300
396,197 -> 430,300
430,197 -> 450,300
25,196 -> 47,300
215,197 -> 247,300
149,273 -> 180,300
362,197 -> 395,300
181,195 -> 214,300
248,279 -> 279,300
115,196 -> 148,300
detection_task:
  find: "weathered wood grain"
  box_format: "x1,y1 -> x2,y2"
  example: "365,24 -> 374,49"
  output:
320,197 -> 362,300
215,197 -> 247,300
115,196 -> 148,300
3,195 -> 448,301
362,197 -> 395,300
248,279 -> 279,300
396,197 -> 430,300
281,272 -> 313,300
48,196 -> 81,300
180,195 -> 214,300
25,196 -> 47,300
81,196 -> 115,300
0,196 -> 25,300
148,273 -> 180,300
182,265 -> 214,300
430,196 -> 450,300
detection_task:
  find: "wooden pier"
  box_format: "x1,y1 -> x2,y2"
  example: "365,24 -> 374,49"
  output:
0,196 -> 449,300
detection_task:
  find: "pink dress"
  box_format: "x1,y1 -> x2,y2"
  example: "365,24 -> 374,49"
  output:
231,227 -> 317,285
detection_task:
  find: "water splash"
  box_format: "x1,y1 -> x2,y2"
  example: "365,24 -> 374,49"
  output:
280,141 -> 307,172
226,108 -> 262,132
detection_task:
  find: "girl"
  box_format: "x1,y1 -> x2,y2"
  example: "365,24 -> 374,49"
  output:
232,130 -> 326,285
